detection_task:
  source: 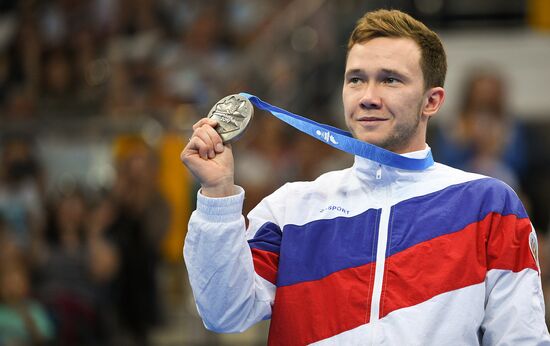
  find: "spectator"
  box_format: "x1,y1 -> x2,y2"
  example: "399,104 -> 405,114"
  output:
0,135 -> 44,252
0,261 -> 54,345
434,67 -> 527,191
35,187 -> 112,345
107,137 -> 170,345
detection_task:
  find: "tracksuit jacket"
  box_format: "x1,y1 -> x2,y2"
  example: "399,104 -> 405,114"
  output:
184,147 -> 550,345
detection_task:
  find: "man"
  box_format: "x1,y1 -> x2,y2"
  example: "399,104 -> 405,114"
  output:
181,9 -> 550,345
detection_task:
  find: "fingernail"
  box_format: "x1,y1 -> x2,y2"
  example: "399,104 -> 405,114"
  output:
209,150 -> 215,158
215,143 -> 224,152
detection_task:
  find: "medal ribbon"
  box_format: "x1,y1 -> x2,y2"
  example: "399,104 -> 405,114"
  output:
240,93 -> 434,171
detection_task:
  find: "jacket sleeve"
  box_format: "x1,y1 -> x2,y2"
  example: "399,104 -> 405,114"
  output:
184,185 -> 286,333
480,185 -> 550,345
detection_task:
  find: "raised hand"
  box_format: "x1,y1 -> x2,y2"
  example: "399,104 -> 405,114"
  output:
181,118 -> 236,197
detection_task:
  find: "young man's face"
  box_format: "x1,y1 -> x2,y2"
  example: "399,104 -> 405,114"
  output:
342,37 -> 433,154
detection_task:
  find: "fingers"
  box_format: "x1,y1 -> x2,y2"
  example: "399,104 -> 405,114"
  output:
188,118 -> 225,160
188,136 -> 209,160
192,118 -> 218,131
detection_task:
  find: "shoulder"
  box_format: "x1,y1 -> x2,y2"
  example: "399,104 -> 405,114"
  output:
433,162 -> 516,194
281,167 -> 354,197
429,161 -> 494,189
261,166 -> 353,202
248,167 -> 353,222
431,162 -> 526,217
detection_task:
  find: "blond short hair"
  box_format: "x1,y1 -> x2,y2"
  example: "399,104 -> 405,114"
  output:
348,9 -> 447,89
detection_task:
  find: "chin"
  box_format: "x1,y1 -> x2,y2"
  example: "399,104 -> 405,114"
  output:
355,134 -> 385,148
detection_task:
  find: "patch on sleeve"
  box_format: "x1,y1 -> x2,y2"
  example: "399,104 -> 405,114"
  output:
529,226 -> 540,272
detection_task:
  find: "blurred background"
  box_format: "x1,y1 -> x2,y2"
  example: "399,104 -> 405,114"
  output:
0,0 -> 549,345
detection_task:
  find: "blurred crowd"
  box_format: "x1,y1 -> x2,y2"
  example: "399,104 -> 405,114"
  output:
0,0 -> 549,345
0,134 -> 173,345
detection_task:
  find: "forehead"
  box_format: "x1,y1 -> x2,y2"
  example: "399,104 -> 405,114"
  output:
346,37 -> 422,75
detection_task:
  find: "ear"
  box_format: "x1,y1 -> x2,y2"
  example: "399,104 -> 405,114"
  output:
422,87 -> 445,118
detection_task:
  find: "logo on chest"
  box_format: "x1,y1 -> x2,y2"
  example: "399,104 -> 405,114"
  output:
319,205 -> 350,215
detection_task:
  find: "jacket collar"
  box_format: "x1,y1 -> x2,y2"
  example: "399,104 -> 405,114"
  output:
352,145 -> 433,183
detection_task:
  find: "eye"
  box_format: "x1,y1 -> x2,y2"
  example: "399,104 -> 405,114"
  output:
349,77 -> 362,84
384,77 -> 400,85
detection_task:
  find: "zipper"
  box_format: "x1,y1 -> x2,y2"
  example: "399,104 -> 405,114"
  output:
369,169 -> 391,344
370,205 -> 391,319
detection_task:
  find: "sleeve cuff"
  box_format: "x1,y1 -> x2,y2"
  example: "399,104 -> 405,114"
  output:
196,186 -> 245,222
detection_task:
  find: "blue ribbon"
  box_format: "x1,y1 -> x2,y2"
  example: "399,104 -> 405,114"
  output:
240,93 -> 434,171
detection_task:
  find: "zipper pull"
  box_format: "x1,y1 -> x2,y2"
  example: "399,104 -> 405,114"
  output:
376,165 -> 382,180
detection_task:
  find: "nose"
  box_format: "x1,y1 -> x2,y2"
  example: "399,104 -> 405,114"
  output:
360,84 -> 382,110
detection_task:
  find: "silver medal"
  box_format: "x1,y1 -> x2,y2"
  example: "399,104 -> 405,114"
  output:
207,94 -> 254,144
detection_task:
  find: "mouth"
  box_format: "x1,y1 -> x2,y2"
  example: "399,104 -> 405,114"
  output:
357,116 -> 388,123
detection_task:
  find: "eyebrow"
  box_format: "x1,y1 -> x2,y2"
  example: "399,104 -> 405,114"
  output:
381,68 -> 405,76
379,68 -> 411,82
345,68 -> 409,80
344,69 -> 365,78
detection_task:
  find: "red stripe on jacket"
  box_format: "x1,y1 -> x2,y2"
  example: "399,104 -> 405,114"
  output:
381,212 -> 537,318
251,248 -> 279,285
268,263 -> 375,346
486,213 -> 537,272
